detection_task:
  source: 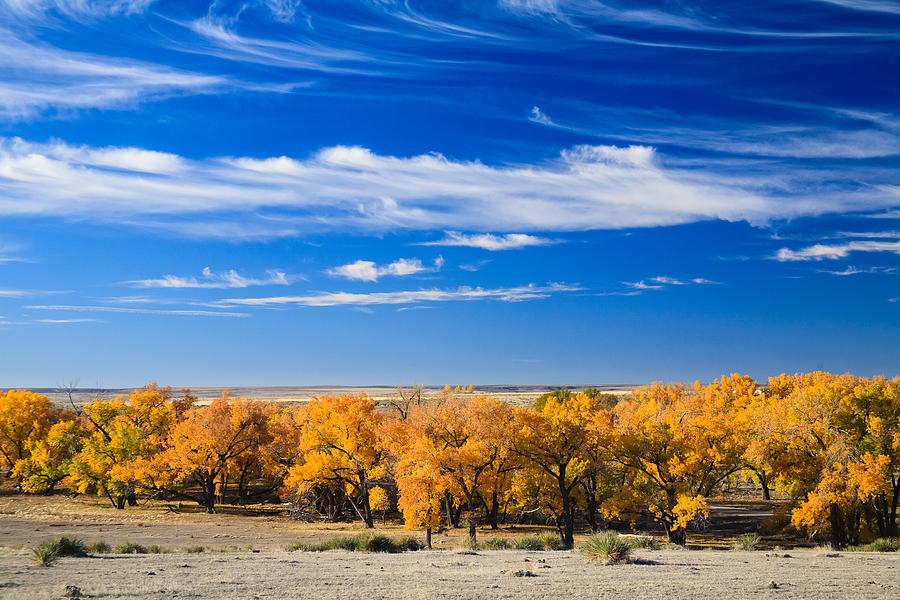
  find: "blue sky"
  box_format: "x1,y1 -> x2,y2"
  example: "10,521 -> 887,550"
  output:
0,0 -> 898,387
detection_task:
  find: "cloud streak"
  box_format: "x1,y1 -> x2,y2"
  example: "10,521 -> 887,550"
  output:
775,239 -> 900,261
3,138 -> 893,239
26,304 -> 249,317
328,257 -> 443,282
421,232 -> 558,251
129,267 -> 293,289
216,283 -> 582,308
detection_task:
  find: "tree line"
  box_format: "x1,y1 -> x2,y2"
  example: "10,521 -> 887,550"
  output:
0,372 -> 897,549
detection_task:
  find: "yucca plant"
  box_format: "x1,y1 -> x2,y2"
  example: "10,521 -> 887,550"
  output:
513,536 -> 545,551
115,542 -> 148,554
32,542 -> 60,567
583,531 -> 631,564
735,533 -> 761,550
88,540 -> 112,554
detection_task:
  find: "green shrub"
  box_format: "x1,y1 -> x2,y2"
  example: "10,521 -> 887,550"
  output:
513,536 -> 545,551
735,534 -> 761,550
54,536 -> 88,557
849,538 -> 900,552
185,545 -> 206,553
87,540 -> 111,554
115,542 -> 148,554
394,536 -> 424,551
481,537 -> 512,550
146,545 -> 171,554
32,542 -> 60,567
457,536 -> 479,551
539,532 -> 563,550
583,531 -> 632,564
287,533 -> 421,553
627,535 -> 659,550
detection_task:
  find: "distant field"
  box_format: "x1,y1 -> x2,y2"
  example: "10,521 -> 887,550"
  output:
22,384 -> 639,408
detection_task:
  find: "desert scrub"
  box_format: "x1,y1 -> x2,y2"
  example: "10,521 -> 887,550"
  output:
539,532 -> 563,550
33,535 -> 88,565
147,545 -> 171,554
626,535 -> 659,550
287,532 -> 422,553
513,536 -> 546,551
457,536 -> 479,551
186,545 -> 207,553
32,542 -> 60,567
115,542 -> 148,554
88,541 -> 112,554
583,531 -> 632,564
735,534 -> 761,550
848,538 -> 900,552
481,537 -> 512,550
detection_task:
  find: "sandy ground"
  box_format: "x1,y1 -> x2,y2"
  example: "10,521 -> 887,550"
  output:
0,548 -> 898,600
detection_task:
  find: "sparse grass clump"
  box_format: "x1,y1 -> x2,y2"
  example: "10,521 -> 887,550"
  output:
88,540 -> 112,554
33,536 -> 88,565
147,544 -> 171,554
627,535 -> 659,550
539,532 -> 563,550
849,538 -> 900,552
513,536 -> 545,551
32,542 -> 60,567
457,536 -> 479,551
583,531 -> 632,565
287,532 -> 422,553
735,533 -> 761,550
482,537 -> 512,550
115,542 -> 148,554
186,545 -> 206,553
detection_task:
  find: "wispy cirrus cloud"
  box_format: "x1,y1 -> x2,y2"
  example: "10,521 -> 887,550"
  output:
1,138 -> 896,239
128,267 -> 294,289
26,304 -> 249,317
622,276 -> 718,292
327,257 -> 443,282
421,232 -> 558,251
818,265 -> 897,275
216,283 -> 582,308
775,239 -> 900,261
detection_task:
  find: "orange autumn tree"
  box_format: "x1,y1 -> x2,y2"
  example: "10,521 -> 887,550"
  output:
0,390 -> 54,477
156,394 -> 272,513
606,380 -> 746,545
282,393 -> 385,528
511,391 -> 603,549
64,384 -> 185,509
13,418 -> 85,493
749,373 -> 900,547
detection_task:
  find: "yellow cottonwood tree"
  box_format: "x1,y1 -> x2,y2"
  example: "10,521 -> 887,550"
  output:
0,390 -> 53,477
282,394 -> 385,527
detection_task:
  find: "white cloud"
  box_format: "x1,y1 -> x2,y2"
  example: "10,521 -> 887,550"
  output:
128,267 -> 293,289
216,283 -> 582,308
624,276 -> 718,292
0,289 -> 32,297
421,232 -> 558,251
35,318 -> 101,323
0,138 -> 896,239
528,106 -> 556,126
26,305 -> 249,317
775,240 -> 900,261
459,259 -> 492,272
819,265 -> 897,275
327,257 -> 443,282
812,1 -> 900,15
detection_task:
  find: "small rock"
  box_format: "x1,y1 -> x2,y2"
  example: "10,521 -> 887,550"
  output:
769,581 -> 779,589
63,585 -> 82,598
512,570 -> 537,577
146,571 -> 156,576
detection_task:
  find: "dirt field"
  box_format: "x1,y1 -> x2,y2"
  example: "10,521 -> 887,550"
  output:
1,547 -> 898,599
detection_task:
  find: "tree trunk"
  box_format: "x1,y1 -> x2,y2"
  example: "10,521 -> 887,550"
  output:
466,493 -> 477,542
425,528 -> 432,549
666,525 -> 686,546
828,503 -> 847,550
557,475 -> 574,550
126,492 -> 137,507
115,494 -> 127,510
757,470 -> 771,501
